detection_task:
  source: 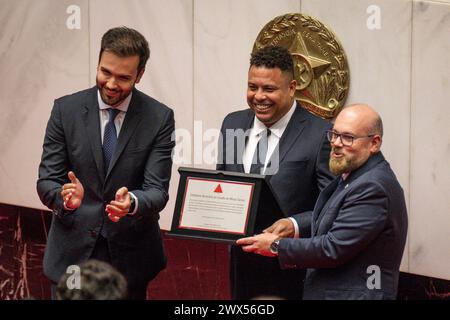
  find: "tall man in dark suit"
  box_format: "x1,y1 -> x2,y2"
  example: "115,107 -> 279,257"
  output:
37,27 -> 175,299
217,46 -> 334,299
237,104 -> 408,300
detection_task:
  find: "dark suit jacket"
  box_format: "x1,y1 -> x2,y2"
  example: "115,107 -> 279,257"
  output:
217,103 -> 334,299
281,152 -> 408,300
217,103 -> 333,226
37,86 -> 175,288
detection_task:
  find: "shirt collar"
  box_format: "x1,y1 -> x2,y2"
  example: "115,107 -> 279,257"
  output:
252,100 -> 297,138
97,90 -> 132,113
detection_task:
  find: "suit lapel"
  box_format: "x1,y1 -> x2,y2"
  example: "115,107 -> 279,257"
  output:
312,153 -> 386,234
312,177 -> 340,234
276,103 -> 308,164
342,152 -> 385,186
82,87 -> 105,184
235,111 -> 254,173
105,90 -> 143,179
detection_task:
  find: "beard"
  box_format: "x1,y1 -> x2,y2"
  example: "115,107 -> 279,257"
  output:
329,148 -> 357,176
329,156 -> 352,176
97,80 -> 134,107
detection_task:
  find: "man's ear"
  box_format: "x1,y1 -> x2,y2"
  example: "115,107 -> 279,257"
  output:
289,79 -> 297,97
135,68 -> 145,84
370,135 -> 382,153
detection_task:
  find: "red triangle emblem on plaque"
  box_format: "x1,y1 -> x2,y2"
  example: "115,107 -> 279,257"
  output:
214,184 -> 223,193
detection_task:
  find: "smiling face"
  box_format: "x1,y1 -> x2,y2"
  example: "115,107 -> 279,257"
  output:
96,51 -> 144,107
247,66 -> 297,127
329,105 -> 382,175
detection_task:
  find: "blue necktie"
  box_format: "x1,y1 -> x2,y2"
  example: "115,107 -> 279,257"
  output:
103,108 -> 120,174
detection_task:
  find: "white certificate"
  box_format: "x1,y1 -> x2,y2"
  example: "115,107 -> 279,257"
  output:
178,177 -> 254,234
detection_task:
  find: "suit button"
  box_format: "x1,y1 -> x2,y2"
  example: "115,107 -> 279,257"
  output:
89,230 -> 97,238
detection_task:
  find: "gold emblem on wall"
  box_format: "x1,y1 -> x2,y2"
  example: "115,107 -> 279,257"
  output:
253,13 -> 350,119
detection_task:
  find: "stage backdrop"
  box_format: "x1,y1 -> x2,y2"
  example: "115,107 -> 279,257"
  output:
0,0 -> 449,281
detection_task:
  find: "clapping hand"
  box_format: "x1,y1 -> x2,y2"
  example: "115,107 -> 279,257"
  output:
60,171 -> 84,209
106,187 -> 131,222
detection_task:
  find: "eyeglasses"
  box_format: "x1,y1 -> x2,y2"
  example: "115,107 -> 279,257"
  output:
326,130 -> 375,147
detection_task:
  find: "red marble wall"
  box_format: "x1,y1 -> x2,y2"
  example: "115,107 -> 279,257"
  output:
1,203 -> 449,300
0,204 -> 51,300
149,236 -> 230,300
0,203 -> 229,300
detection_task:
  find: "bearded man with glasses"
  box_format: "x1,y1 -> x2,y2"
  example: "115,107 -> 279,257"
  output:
237,103 -> 408,300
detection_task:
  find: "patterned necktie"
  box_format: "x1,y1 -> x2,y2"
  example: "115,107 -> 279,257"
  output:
250,129 -> 271,174
103,108 -> 120,173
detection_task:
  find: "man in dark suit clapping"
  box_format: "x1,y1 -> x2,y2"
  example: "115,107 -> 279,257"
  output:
37,27 -> 175,299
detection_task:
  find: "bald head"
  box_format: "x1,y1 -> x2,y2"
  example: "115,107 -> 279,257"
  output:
329,103 -> 384,175
336,104 -> 383,138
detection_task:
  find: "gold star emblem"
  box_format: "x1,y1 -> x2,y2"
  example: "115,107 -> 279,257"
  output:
289,33 -> 331,92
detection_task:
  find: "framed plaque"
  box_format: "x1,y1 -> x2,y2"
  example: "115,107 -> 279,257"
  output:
167,167 -> 285,244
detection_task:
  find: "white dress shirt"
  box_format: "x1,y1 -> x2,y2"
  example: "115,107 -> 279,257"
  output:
241,101 -> 301,237
243,101 -> 297,174
97,91 -> 131,143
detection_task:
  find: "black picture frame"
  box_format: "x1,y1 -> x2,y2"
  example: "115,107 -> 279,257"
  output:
167,167 -> 285,244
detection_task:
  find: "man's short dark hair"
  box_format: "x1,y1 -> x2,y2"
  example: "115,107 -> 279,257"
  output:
99,26 -> 150,73
56,259 -> 128,300
250,46 -> 294,78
